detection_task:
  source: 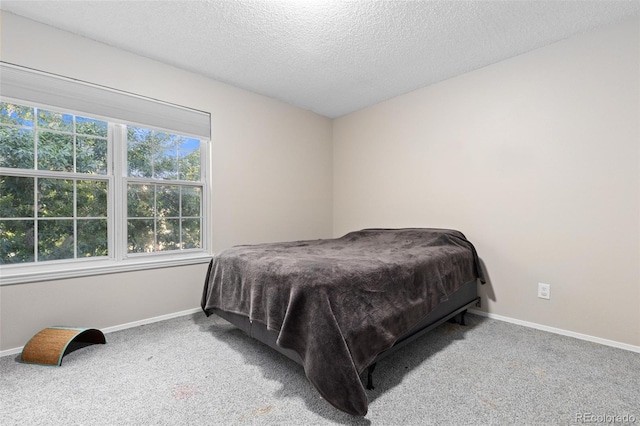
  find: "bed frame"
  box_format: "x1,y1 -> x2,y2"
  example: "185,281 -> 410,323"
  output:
210,279 -> 480,391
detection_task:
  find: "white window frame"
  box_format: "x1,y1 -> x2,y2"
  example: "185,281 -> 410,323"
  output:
0,96 -> 212,286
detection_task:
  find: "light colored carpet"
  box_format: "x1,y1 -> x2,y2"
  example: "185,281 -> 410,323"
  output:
1,312 -> 638,425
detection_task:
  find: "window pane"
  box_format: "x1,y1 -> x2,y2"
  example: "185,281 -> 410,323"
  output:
127,127 -> 153,178
157,185 -> 179,217
0,127 -> 35,169
182,218 -> 200,249
157,218 -> 179,251
128,219 -> 154,253
181,187 -> 201,217
38,178 -> 73,217
127,127 -> 199,181
37,131 -> 74,172
0,102 -> 34,126
127,184 -> 154,217
38,219 -> 74,261
77,180 -> 107,217
77,219 -> 108,257
37,109 -> 73,132
76,136 -> 107,174
75,116 -> 107,137
0,176 -> 34,218
0,220 -> 35,263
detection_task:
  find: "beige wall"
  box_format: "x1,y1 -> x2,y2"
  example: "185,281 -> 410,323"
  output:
0,12 -> 333,351
333,18 -> 640,346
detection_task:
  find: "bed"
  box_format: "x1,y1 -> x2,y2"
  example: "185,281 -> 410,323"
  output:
201,228 -> 485,416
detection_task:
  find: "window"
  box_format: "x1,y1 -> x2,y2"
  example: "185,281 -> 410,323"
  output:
0,103 -> 110,264
0,100 -> 210,283
125,126 -> 203,254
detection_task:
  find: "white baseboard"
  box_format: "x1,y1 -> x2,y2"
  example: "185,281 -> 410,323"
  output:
100,307 -> 202,334
4,307 -> 637,358
0,307 -> 202,358
468,309 -> 640,354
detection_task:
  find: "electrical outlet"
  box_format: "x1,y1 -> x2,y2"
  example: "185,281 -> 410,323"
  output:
538,283 -> 550,300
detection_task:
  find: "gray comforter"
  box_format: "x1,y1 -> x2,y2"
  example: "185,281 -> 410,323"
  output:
201,228 -> 484,416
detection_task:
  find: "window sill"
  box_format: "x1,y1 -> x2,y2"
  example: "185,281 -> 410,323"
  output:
0,253 -> 213,286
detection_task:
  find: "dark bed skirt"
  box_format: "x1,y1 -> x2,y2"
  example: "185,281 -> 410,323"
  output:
209,279 -> 479,370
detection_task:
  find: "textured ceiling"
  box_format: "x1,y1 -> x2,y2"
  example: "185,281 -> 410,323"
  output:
2,1 -> 639,118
